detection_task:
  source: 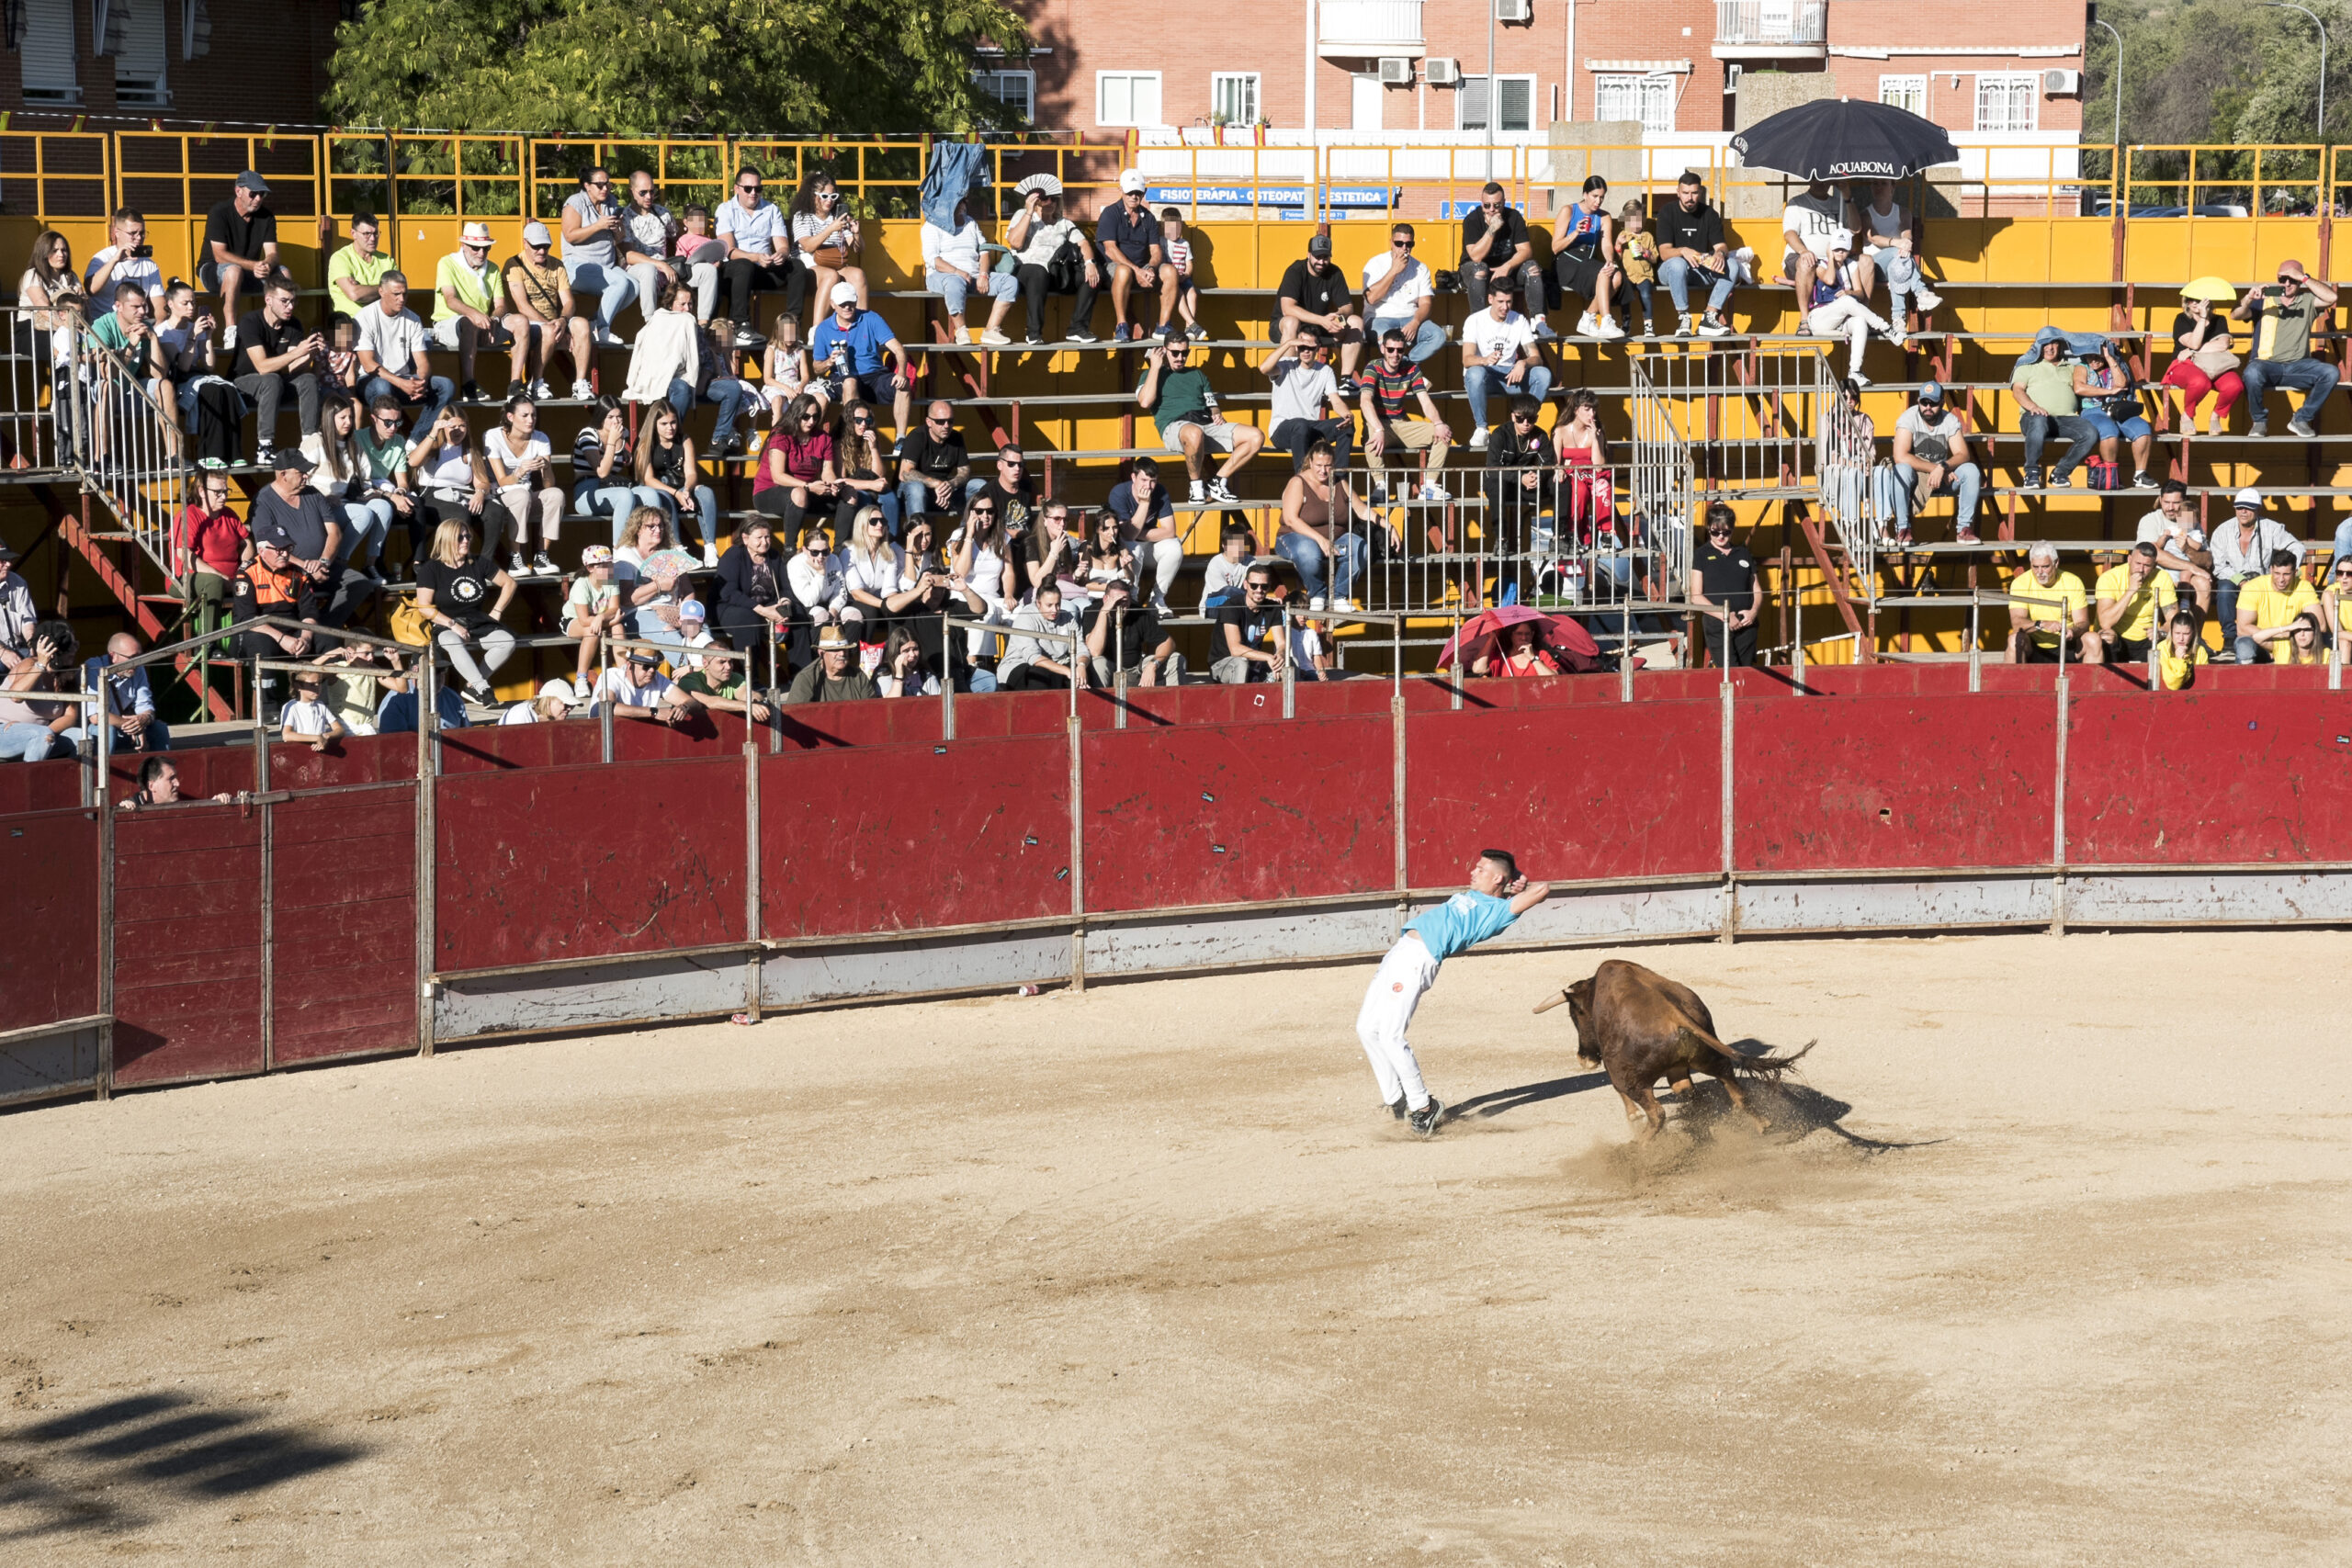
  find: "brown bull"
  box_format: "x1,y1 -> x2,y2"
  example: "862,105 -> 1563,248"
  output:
1534,959 -> 1815,1142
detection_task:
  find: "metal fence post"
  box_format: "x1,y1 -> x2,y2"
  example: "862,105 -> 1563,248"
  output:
743,739 -> 762,1021
95,712 -> 114,1101
258,787 -> 275,1074
1719,675 -> 1736,942
416,654 -> 438,1056
1282,604 -> 1295,717
1067,696 -> 1086,993
2052,669 -> 2070,937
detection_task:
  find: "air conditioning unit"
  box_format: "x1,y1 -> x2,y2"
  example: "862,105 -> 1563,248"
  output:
1495,0 -> 1532,19
1426,57 -> 1461,85
2043,68 -> 2082,96
1379,56 -> 1415,85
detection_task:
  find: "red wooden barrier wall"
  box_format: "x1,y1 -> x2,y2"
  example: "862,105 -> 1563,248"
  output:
0,807 -> 100,1030
272,787 -> 417,1064
2064,689 -> 2352,864
111,807 -> 264,1087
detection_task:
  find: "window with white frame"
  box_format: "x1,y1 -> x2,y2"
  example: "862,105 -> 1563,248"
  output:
1593,73 -> 1675,134
19,0 -> 81,106
973,70 -> 1035,123
1974,73 -> 2037,132
1212,72 -> 1261,126
111,0 -> 168,107
1460,73 -> 1536,132
1097,71 -> 1164,128
1879,73 -> 1927,117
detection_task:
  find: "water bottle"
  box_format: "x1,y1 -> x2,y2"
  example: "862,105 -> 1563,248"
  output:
1564,560 -> 1586,605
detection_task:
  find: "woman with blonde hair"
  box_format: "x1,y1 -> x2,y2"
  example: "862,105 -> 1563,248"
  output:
412,516 -> 517,701
840,504 -> 903,634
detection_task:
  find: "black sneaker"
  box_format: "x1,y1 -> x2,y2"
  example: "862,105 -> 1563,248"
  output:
1023,332 -> 1045,345
1409,1099 -> 1446,1137
1069,327 -> 1101,344
1387,1095 -> 1408,1121
1337,376 -> 1361,398
1204,477 -> 1238,502
2020,467 -> 2044,490
2132,470 -> 2155,489
253,443 -> 276,468
708,432 -> 745,458
459,380 -> 486,404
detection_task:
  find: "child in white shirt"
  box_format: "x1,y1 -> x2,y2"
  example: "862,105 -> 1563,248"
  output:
280,675 -> 346,751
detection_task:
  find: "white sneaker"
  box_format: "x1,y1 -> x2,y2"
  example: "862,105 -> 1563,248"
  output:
1468,427 -> 1488,450
1331,596 -> 1360,613
1913,288 -> 1943,311
1677,312 -> 1695,338
571,378 -> 594,400
220,324 -> 238,351
1188,479 -> 1206,502
1596,318 -> 1627,340
978,328 -> 1011,345
702,542 -> 718,569
1883,327 -> 1907,348
528,378 -> 554,400
1308,594 -> 1328,611
1204,477 -> 1238,502
1577,312 -> 1602,338
1419,482 -> 1451,502
1849,370 -> 1872,388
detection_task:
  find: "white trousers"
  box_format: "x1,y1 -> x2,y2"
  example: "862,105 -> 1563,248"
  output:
1807,296 -> 1892,378
1355,934 -> 1440,1111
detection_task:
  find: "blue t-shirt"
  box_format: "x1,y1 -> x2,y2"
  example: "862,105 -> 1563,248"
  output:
1404,889 -> 1517,961
1096,205 -> 1158,266
376,687 -> 470,732
810,310 -> 896,378
1105,479 -> 1175,531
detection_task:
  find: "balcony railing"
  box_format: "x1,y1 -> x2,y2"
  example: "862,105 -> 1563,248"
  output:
1318,0 -> 1423,55
1715,0 -> 1826,49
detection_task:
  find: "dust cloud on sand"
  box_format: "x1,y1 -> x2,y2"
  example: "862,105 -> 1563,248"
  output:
5,931 -> 2349,1564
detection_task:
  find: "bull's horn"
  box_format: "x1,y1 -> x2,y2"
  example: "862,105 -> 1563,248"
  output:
1532,989 -> 1571,1015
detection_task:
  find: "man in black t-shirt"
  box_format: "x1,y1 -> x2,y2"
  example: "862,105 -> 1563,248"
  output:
202,171 -> 283,344
1688,502 -> 1758,668
1080,575 -> 1176,683
1212,567 -> 1290,684
1278,234 -> 1364,385
1461,182 -> 1545,317
896,400 -> 971,523
1654,172 -> 1746,338
966,443 -> 1038,535
233,277 -> 325,463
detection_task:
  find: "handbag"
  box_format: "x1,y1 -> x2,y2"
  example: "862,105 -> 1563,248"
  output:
2083,458 -> 2122,492
1045,240 -> 1085,294
389,594 -> 431,647
808,243 -> 849,269
2190,341 -> 2242,377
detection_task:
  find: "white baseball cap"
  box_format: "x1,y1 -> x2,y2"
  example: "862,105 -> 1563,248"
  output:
537,677 -> 576,705
2233,487 -> 2263,509
829,281 -> 858,307
1119,169 -> 1148,195
521,220 -> 552,246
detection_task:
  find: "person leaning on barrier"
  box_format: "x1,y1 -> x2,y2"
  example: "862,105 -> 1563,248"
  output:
592,646 -> 696,724
783,626 -> 880,705
1212,565 -> 1296,685
1081,572 -> 1181,687
1887,380 -> 1982,546
66,632 -> 169,754
2233,547 -> 2321,666
2324,555 -> 2352,657
2232,259 -> 2339,439
374,651 -> 470,732
998,581 -> 1090,692
2094,541 -> 2178,664
2207,488 -> 2305,654
118,756 -> 234,808
2154,606 -> 2210,690
1689,503 -> 1760,669
673,640 -> 775,724
2007,542 -> 2101,664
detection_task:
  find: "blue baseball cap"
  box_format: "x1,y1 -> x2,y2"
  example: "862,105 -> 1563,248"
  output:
1917,380 -> 1945,405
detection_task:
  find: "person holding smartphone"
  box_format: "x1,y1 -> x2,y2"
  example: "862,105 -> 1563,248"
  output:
2232,259 -> 2340,438
85,207 -> 165,314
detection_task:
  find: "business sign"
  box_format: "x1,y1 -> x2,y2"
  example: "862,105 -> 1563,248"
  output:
1145,186 -> 1396,209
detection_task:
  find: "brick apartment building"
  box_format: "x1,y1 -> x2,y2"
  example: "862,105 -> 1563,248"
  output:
997,0 -> 2086,148
4,0 -> 341,124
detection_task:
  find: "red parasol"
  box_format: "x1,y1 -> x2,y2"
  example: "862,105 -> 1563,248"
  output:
1435,605 -> 1603,674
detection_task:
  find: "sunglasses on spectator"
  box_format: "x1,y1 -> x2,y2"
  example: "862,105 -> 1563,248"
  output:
1510,412 -> 1536,423
927,413 -> 952,424
588,178 -> 611,188
850,414 -> 872,426
739,181 -> 761,192
1393,239 -> 1414,249
1244,579 -> 1272,591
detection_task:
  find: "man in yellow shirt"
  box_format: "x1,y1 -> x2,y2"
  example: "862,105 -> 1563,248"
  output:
2093,541 -> 2177,664
2233,548 -> 2320,664
430,220 -> 527,403
2007,542 -> 2101,663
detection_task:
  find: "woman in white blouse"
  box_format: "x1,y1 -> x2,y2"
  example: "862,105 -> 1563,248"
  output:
301,394 -> 394,580
484,393 -> 565,577
948,492 -> 1017,660
1004,189 -> 1102,346
839,505 -> 903,634
784,518 -> 859,651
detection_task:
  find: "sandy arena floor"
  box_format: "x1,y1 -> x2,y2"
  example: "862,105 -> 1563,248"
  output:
5,930 -> 2350,1564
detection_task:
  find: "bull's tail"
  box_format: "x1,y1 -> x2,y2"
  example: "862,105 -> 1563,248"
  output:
1674,1025 -> 1815,1080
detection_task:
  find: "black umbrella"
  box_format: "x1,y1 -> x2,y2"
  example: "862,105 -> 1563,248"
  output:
1730,98 -> 1960,183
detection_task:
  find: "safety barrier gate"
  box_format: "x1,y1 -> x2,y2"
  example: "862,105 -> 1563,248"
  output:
5,662 -> 2350,1107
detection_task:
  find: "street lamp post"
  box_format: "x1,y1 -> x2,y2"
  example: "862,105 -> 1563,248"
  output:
2092,17 -> 2124,150
2263,2 -> 2329,140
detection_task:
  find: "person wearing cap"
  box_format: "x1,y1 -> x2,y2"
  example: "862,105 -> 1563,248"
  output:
808,281 -> 910,438
2207,489 -> 2305,650
2231,258 -> 2339,439
1277,234 -> 1365,386
2234,547 -> 2322,665
434,221 -> 527,404
249,447 -> 374,628
499,676 -> 581,726
228,535 -> 323,714
2006,542 -> 2101,665
232,276 -> 325,466
1781,177 -> 1865,319
1261,326 -> 1354,476
0,620 -> 79,762
717,164 -> 800,350
562,545 -> 624,690
1139,331 -> 1262,503
2011,334 -> 2098,491
1800,230 -> 1900,385
922,194 -> 1017,346
506,221 -> 597,401
783,626 -> 879,705
672,596 -> 717,669
560,165 -> 638,347
584,645 -> 686,722
1888,381 -> 1981,545
201,171 -> 281,344
1098,170 -> 1173,344
1006,185 -> 1101,345
355,272 -> 454,435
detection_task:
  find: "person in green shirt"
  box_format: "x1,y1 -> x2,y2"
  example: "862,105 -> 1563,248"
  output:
2010,336 -> 2096,490
1136,329 -> 1262,502
353,394 -> 425,574
86,281 -> 184,468
327,214 -> 396,315
673,642 -> 775,723
430,221 -> 527,402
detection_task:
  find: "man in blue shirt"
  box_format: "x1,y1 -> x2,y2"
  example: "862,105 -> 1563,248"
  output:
1357,848 -> 1551,1135
1096,169 -> 1172,343
809,281 -> 911,441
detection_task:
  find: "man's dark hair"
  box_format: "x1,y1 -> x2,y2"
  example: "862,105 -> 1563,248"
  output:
264,276 -> 297,299
1479,848 -> 1521,883
2270,547 -> 2301,569
1481,181 -> 1505,197
2159,478 -> 2188,499
2131,540 -> 2159,558
1127,456 -> 1159,481
351,212 -> 379,230
1509,394 -> 1542,422
736,164 -> 763,184
1381,326 -> 1409,347
1487,276 -> 1514,296
139,756 -> 172,791
113,281 -> 143,303
368,393 -> 404,417
1392,222 -> 1416,240
110,205 -> 143,228
34,619 -> 75,665
1679,169 -> 1705,187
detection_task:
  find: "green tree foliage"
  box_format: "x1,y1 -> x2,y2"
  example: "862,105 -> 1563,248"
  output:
2088,0 -> 2352,145
324,0 -> 1032,137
